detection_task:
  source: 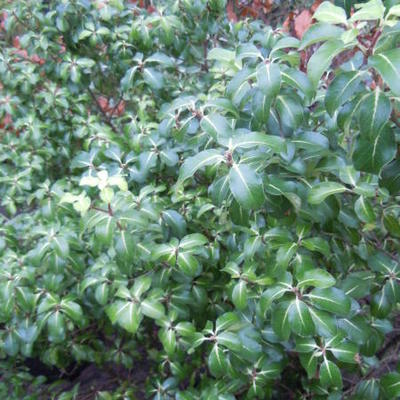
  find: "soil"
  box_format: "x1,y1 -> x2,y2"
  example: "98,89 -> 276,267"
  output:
23,357 -> 150,399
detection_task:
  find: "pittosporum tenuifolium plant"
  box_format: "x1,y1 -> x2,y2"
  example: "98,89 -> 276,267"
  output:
1,0 -> 400,398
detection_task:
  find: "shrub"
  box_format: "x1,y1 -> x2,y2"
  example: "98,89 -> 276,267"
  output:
1,0 -> 400,398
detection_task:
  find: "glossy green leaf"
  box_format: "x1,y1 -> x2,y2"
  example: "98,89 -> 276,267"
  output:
369,49 -> 400,96
177,252 -> 200,276
307,39 -> 346,88
281,68 -> 314,101
297,268 -> 336,289
200,114 -> 232,141
320,359 -> 342,388
272,301 -> 291,340
288,299 -> 315,336
313,2 -> 348,25
300,23 -> 345,50
308,182 -> 347,204
325,71 -> 362,116
276,94 -> 304,132
232,132 -> 285,153
140,299 -> 165,319
329,341 -> 358,364
307,287 -> 351,315
232,280 -> 248,310
208,344 -> 227,377
301,238 -> 330,257
353,125 -> 396,174
350,0 -> 385,21
179,150 -> 224,181
381,372 -> 400,398
354,196 -> 376,223
106,301 -> 141,334
229,164 -> 264,210
256,62 -> 281,97
357,90 -> 391,138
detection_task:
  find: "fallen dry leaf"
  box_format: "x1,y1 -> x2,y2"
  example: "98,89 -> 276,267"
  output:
227,0 -> 238,22
311,0 -> 323,13
282,11 -> 294,33
294,9 -> 313,39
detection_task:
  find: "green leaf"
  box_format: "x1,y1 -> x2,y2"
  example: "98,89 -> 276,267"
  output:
115,230 -> 136,261
369,49 -> 400,96
357,90 -> 391,138
300,23 -> 345,50
47,311 -> 65,341
200,114 -> 232,141
121,66 -> 138,90
53,236 -> 69,258
313,2 -> 348,25
325,71 -> 362,116
252,90 -> 272,123
95,216 -> 115,246
146,52 -> 174,67
281,68 -> 314,102
353,125 -> 396,174
299,352 -> 319,378
229,164 -> 264,210
177,252 -> 200,276
95,283 -> 109,306
320,359 -> 342,388
295,336 -> 318,353
288,299 -> 315,336
310,308 -> 338,337
179,233 -> 208,250
307,39 -> 346,88
354,196 -> 376,223
162,210 -> 187,238
106,301 -> 141,334
329,341 -> 358,363
276,94 -> 304,132
151,243 -> 176,263
208,47 -> 235,63
132,276 -> 152,298
260,285 -> 290,313
307,287 -> 351,316
337,316 -> 370,344
297,269 -> 336,289
275,243 -> 298,272
370,288 -> 392,318
308,182 -> 347,204
256,62 -> 281,97
355,378 -> 380,400
232,280 -> 248,310
208,344 -> 227,377
301,238 -> 330,257
381,372 -> 400,398
140,299 -> 165,319
179,150 -> 224,181
368,252 -> 397,274
160,328 -> 176,355
143,67 -> 164,89
272,301 -> 291,340
215,312 -> 241,332
232,132 -> 285,153
60,301 -> 83,323
217,331 -> 241,352
380,159 -> 400,194
350,0 -> 385,21
383,212 -> 400,237
236,43 -> 262,60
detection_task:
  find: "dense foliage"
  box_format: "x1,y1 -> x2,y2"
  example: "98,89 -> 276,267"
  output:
1,0 -> 400,398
